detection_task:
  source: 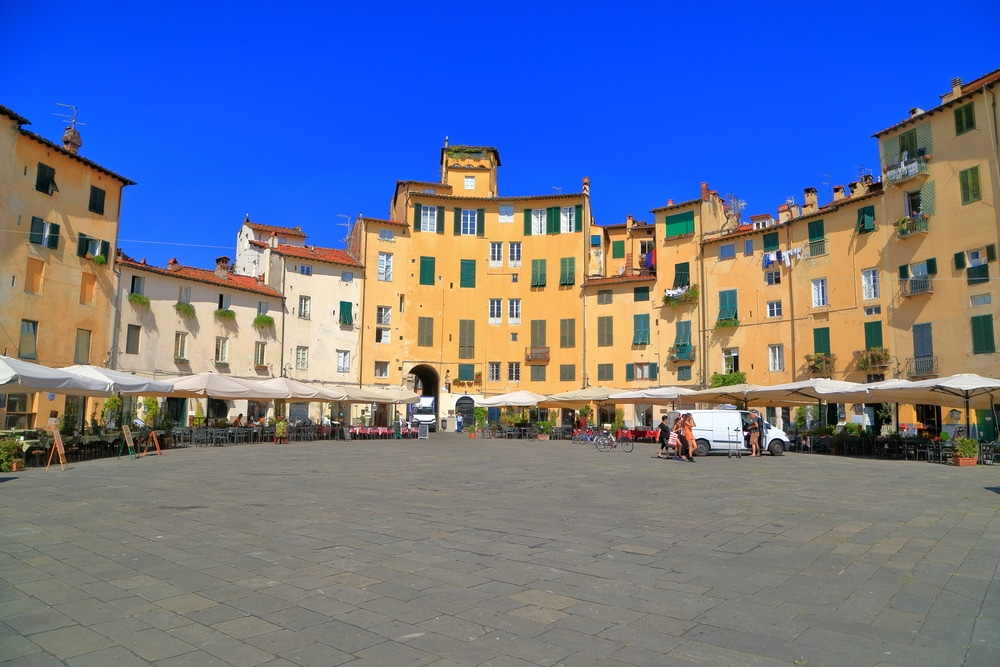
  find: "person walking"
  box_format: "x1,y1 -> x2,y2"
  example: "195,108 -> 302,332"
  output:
682,413 -> 697,462
746,409 -> 762,456
656,415 -> 672,458
671,416 -> 687,460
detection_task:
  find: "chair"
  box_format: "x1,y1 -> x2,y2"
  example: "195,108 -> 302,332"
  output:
979,441 -> 996,465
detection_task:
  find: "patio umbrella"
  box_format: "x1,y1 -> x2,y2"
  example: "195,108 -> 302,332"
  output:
168,373 -> 286,400
257,377 -> 329,402
475,390 -> 548,407
687,383 -> 763,408
863,374 -> 1000,436
61,365 -> 175,395
0,355 -> 111,397
750,378 -> 869,404
343,386 -> 420,404
608,386 -> 697,405
539,386 -> 624,408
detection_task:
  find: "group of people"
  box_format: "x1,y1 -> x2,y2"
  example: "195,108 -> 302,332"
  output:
657,413 -> 697,462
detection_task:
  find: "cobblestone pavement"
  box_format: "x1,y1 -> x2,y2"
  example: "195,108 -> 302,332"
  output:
1,434 -> 998,666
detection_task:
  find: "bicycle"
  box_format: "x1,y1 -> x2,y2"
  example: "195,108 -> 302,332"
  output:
594,429 -> 634,452
571,427 -> 596,444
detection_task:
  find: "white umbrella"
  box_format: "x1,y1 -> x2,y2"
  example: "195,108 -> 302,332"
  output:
608,386 -> 697,405
750,378 -> 869,404
863,374 -> 1000,435
343,386 -> 420,404
61,365 -> 175,395
257,377 -> 330,402
687,383 -> 763,408
539,386 -> 624,407
476,390 -> 548,407
0,355 -> 111,396
168,373 -> 286,400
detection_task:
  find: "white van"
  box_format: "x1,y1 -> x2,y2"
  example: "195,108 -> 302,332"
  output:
412,396 -> 436,431
666,409 -> 789,456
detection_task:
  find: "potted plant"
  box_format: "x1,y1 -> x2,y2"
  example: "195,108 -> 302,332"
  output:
952,437 -> 979,467
578,405 -> 592,428
0,437 -> 24,472
128,292 -> 150,307
535,420 -> 554,440
473,407 -> 487,437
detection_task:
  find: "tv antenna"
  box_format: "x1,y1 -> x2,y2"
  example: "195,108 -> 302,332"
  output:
552,186 -> 562,194
53,103 -> 85,129
721,193 -> 746,232
855,165 -> 873,179
336,214 -> 351,245
821,173 -> 832,201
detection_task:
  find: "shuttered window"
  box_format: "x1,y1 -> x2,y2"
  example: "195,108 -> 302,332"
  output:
559,257 -> 575,285
971,315 -> 995,354
718,289 -> 738,321
597,316 -> 613,347
633,314 -> 650,345
673,262 -> 690,288
458,320 -> 475,358
665,211 -> 694,237
460,259 -> 476,288
633,286 -> 649,302
612,240 -> 625,258
419,256 -> 435,285
864,321 -> 883,349
856,205 -> 875,233
560,319 -> 575,348
960,166 -> 982,204
339,300 -> 353,325
531,259 -> 546,287
955,103 -> 976,135
530,320 -> 546,347
762,232 -> 779,252
813,327 -> 831,355
417,317 -> 433,347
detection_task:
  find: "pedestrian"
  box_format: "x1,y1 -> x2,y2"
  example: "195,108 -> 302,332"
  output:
745,409 -> 762,456
682,413 -> 697,462
656,415 -> 672,458
671,416 -> 686,460
456,413 -> 464,433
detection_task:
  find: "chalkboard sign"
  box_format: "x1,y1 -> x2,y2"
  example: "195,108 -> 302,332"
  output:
47,429 -> 67,471
418,424 -> 429,439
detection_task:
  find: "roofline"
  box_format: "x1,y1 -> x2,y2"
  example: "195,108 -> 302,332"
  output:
20,129 -> 136,186
271,245 -> 363,268
872,70 -> 1000,138
650,197 -> 702,214
407,191 -> 584,202
117,257 -> 284,298
0,104 -> 31,125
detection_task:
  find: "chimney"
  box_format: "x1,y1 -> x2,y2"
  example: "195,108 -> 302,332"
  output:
582,176 -> 590,195
268,232 -> 279,249
667,199 -> 673,206
833,185 -> 846,201
777,204 -> 791,223
941,76 -> 964,103
909,107 -> 925,117
61,126 -> 82,154
167,258 -> 181,271
803,187 -> 818,214
214,256 -> 231,279
700,182 -> 710,200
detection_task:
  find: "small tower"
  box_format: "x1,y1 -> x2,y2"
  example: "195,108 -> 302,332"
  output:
440,141 -> 501,198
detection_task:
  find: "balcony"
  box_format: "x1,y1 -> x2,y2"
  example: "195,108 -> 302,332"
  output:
806,238 -> 827,258
525,346 -> 550,362
967,264 -> 990,285
905,356 -> 938,377
897,215 -> 930,237
853,347 -> 890,371
885,156 -> 930,185
805,353 -> 836,375
668,344 -> 696,362
899,275 -> 933,296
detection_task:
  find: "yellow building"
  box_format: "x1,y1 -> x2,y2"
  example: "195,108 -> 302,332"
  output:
0,104 -> 133,429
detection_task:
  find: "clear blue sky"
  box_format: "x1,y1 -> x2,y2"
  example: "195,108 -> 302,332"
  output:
3,1 -> 998,270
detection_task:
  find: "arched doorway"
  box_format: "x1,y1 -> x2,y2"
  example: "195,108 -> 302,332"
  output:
408,364 -> 440,428
455,396 -> 475,432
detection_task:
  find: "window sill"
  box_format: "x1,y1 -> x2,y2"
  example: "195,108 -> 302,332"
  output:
214,362 -> 229,367
174,358 -> 189,364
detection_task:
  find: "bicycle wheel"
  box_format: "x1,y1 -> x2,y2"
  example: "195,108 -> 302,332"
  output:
527,428 -> 538,440
594,435 -> 612,452
619,435 -> 634,452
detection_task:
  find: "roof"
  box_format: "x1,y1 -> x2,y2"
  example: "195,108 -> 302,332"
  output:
583,273 -> 658,287
362,216 -> 409,228
872,67 -> 1000,138
0,104 -> 31,125
441,144 -> 501,166
245,222 -> 307,238
19,128 -> 135,186
650,197 -> 702,214
407,191 -> 584,203
273,244 -> 362,267
117,254 -> 283,298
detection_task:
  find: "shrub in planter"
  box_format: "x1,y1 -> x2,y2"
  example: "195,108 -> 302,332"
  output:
128,292 -> 150,307
253,314 -> 275,329
174,301 -> 196,318
952,437 -> 979,466
0,437 -> 24,472
91,254 -> 108,266
214,308 -> 236,321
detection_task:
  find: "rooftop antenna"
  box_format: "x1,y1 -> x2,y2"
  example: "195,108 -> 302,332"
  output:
721,193 -> 746,232
820,173 -> 833,201
552,186 -> 562,194
53,103 -> 85,154
53,103 -> 85,129
336,214 -> 351,245
855,165 -> 873,179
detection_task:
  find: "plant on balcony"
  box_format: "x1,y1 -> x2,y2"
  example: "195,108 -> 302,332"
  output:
174,301 -> 196,318
710,371 -> 746,388
854,347 -> 890,370
668,345 -> 696,363
805,353 -> 836,374
253,314 -> 275,329
663,284 -> 698,307
214,308 -> 236,321
127,292 -> 150,308
714,317 -> 739,331
91,254 -> 107,266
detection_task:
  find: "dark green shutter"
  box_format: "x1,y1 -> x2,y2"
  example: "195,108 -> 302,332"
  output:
339,300 -> 353,325
625,363 -> 635,381
762,232 -> 779,252
649,362 -> 658,381
813,327 -> 831,355
547,207 -> 559,234
987,244 -> 997,262
414,203 -> 422,232
574,204 -> 583,232
29,217 -> 44,245
972,315 -> 996,354
46,223 -> 59,249
612,240 -> 625,258
524,209 -> 532,236
926,257 -> 937,275
718,290 -> 737,320
673,262 -> 690,288
856,206 -> 875,233
77,233 -> 89,257
419,256 -> 435,285
99,240 -> 110,260
633,314 -> 649,345
453,208 -> 461,235
437,206 -> 445,235
476,209 -> 485,237
460,259 -> 475,288
864,321 -> 883,349
955,252 -> 967,270
899,264 -> 909,280
634,286 -> 649,302
808,220 -> 824,241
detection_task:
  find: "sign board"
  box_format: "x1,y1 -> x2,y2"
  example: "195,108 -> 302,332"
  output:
47,429 -> 68,471
418,424 -> 429,439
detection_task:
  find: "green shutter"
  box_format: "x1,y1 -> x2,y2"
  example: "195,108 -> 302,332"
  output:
915,123 -> 933,156
926,257 -> 937,275
920,180 -> 936,215
419,256 -> 435,285
633,314 -> 650,345
339,300 -> 353,325
718,290 -> 737,320
955,103 -> 976,134
807,220 -> 824,241
864,321 -> 883,349
649,362 -> 658,381
625,363 -> 635,381
77,233 -> 89,257
417,317 -> 433,346
813,327 -> 831,355
960,167 -> 981,203
460,259 -> 476,288
437,206 -> 445,235
414,203 -> 422,232
531,259 -> 546,287
531,319 -> 546,347
524,209 -> 532,236
29,217 -> 44,245
856,206 -> 875,233
881,135 -> 900,167
46,223 -> 59,249
955,252 -> 967,270
559,257 -> 575,285
99,240 -> 110,260
545,207 -> 558,234
453,208 -> 461,235
611,240 -> 625,258
673,262 -> 690,288
634,286 -> 649,302
665,211 -> 695,237
972,315 -> 996,354
477,209 -> 485,237
762,232 -> 779,252
560,319 -> 575,348
574,204 -> 583,232
987,244 -> 997,262
899,264 -> 909,280
675,321 -> 692,345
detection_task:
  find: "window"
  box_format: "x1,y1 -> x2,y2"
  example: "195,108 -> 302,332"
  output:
765,270 -> 780,286
744,239 -> 754,256
807,220 -> 826,256
460,209 -> 478,235
665,210 -> 694,237
29,217 -> 59,249
179,286 -> 191,304
508,299 -> 521,324
460,259 -> 476,288
905,189 -> 922,217
718,244 -> 736,260
559,257 -> 575,285
674,321 -> 692,348
378,252 -> 392,281
813,327 -> 831,355
489,299 -> 502,325
419,256 -> 435,285
912,323 -> 933,368
633,286 -> 649,302
74,329 -> 91,364
417,317 -> 433,346
257,301 -> 268,316
673,262 -> 690,289
633,314 -> 650,345
337,350 -> 350,373
125,324 -> 140,355
339,300 -> 353,325
342,271 -> 354,282
376,305 -> 391,325
718,290 -> 738,322
560,319 -> 575,348
611,240 -> 625,259
530,320 -> 546,347
76,233 -> 109,260
254,341 -> 266,367
864,321 -> 884,349
374,361 -> 389,378
459,320 -> 475,358
508,241 -> 521,267
511,273 -> 518,283
490,242 -> 503,267
89,186 -> 106,215
955,103 -> 976,135
531,259 -> 546,287
511,332 -> 518,341
768,344 -> 784,372
763,232 -> 779,252
597,290 -> 612,304
972,315 -> 996,354
560,364 -> 575,381
530,366 -> 546,382
862,268 -> 880,300
295,346 -> 309,370
25,258 -> 43,294
677,366 -> 692,381
298,295 -> 311,319
80,273 -> 96,305
626,362 -> 656,381
488,361 -> 501,382
375,328 -> 391,344
597,363 -> 613,381
499,204 -> 514,223
457,364 -> 474,381
971,294 -> 992,307
214,336 -> 228,363
530,209 -> 546,235
960,166 -> 982,204
218,294 -> 231,311
35,162 -> 57,195
507,362 -> 521,382
597,316 -> 614,347
299,264 -> 313,275
130,275 -> 145,295
811,278 -> 828,307
723,347 -> 739,374
175,332 -> 188,361
560,207 -> 576,233
856,205 -> 876,233
898,128 -> 918,161
639,239 -> 655,257
767,300 -> 782,318
19,320 -> 38,359
464,175 -> 475,190
379,229 -> 394,241
864,305 -> 882,316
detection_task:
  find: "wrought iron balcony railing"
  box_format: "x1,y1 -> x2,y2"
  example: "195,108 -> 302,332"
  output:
525,346 -> 550,362
905,356 -> 938,377
899,275 -> 933,296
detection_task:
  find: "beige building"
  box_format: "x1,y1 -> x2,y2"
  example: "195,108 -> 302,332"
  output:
0,104 -> 133,429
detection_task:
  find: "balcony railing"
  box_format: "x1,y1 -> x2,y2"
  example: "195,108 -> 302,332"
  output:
885,156 -> 930,185
854,347 -> 890,370
899,275 -> 933,296
967,264 -> 990,285
668,344 -> 696,362
806,238 -> 827,258
525,346 -> 550,362
897,215 -> 930,237
906,356 -> 938,377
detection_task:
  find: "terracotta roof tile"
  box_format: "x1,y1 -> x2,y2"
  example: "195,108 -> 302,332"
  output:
274,244 -> 362,267
650,197 -> 701,213
363,216 -> 409,228
117,255 -> 282,298
246,222 -> 307,238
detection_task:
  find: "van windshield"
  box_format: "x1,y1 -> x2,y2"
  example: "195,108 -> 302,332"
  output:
414,406 -> 434,415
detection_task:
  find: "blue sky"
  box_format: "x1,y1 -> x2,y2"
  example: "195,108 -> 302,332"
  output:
3,1 -> 998,270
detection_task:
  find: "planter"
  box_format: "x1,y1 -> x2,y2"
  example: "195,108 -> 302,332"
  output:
468,432 -> 476,439
536,434 -> 550,441
953,456 -> 977,467
10,460 -> 23,472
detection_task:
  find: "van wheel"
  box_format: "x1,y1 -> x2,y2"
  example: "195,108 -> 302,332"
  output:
695,439 -> 710,457
768,440 -> 784,456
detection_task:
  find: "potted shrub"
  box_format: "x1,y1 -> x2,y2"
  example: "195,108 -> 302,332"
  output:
535,420 -> 554,440
174,301 -> 196,318
473,407 -> 487,437
128,292 -> 150,307
952,437 -> 979,467
0,437 -> 25,472
253,314 -> 275,329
